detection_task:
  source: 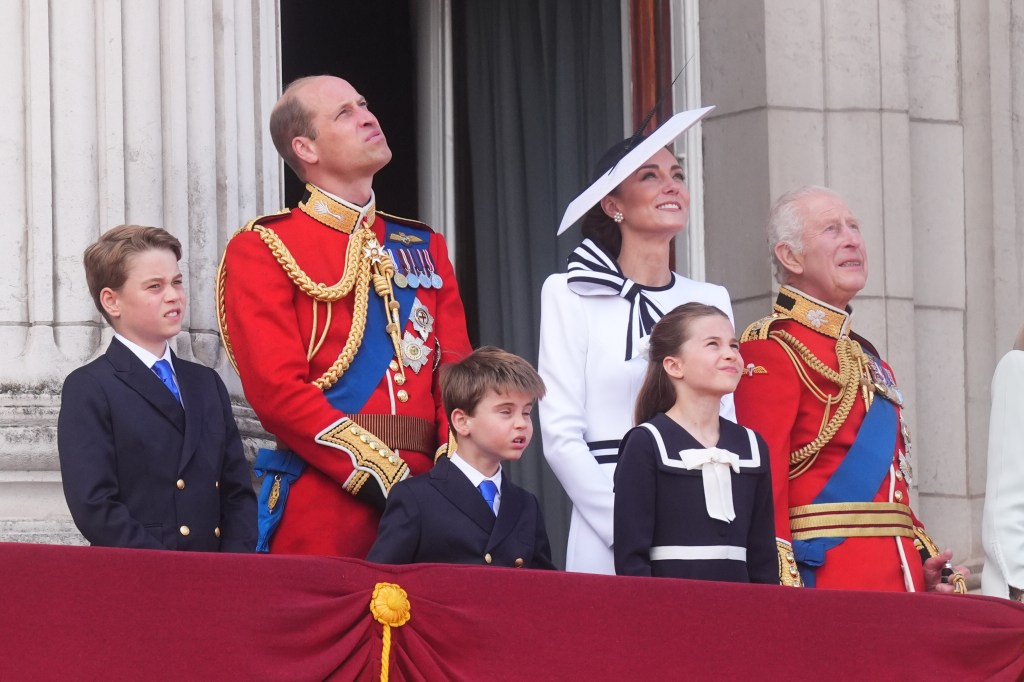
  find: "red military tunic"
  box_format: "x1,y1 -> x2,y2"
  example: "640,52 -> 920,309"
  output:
218,184 -> 471,557
734,286 -> 935,591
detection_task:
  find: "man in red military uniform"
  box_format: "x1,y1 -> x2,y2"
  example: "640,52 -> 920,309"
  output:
733,186 -> 966,591
217,75 -> 472,557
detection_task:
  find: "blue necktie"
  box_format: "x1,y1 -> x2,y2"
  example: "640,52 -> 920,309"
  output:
479,480 -> 498,515
152,359 -> 181,403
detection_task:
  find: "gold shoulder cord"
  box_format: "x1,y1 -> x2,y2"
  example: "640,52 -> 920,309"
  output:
216,217 -> 405,391
216,212 -> 289,375
769,330 -> 872,478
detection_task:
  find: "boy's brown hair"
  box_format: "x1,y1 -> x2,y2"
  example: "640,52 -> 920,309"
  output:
83,225 -> 182,324
441,346 -> 546,425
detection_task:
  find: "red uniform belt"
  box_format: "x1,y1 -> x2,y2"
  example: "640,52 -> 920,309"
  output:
789,502 -> 917,540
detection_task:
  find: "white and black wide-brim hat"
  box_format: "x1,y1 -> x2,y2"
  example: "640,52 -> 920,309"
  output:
556,105 -> 715,236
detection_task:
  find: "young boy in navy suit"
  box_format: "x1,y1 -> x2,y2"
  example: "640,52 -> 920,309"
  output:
368,347 -> 555,569
58,225 -> 257,551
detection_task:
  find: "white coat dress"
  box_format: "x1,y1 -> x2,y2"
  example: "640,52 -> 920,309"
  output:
538,255 -> 735,574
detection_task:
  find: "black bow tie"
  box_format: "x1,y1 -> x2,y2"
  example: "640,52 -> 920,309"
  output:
566,239 -> 667,361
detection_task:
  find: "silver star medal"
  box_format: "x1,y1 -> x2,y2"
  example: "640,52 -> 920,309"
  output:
401,330 -> 431,373
898,450 -> 914,486
363,237 -> 384,264
900,415 -> 913,458
410,299 -> 434,340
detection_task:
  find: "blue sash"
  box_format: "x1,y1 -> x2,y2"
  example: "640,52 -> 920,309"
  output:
254,219 -> 429,550
794,397 -> 898,586
321,219 -> 424,413
253,448 -> 306,553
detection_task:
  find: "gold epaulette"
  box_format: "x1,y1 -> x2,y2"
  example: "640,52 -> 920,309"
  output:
741,312 -> 791,342
216,210 -> 292,374
376,210 -> 435,232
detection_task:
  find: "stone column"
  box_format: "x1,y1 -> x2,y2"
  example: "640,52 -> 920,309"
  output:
0,0 -> 281,543
697,1 -> 1024,569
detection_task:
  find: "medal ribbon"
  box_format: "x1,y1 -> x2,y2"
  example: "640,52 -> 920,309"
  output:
322,220 -> 426,412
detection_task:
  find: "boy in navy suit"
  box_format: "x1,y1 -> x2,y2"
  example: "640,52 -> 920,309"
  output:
368,347 -> 555,569
58,225 -> 257,551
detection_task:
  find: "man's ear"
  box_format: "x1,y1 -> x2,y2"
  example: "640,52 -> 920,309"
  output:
450,408 -> 472,437
774,241 -> 804,277
99,287 -> 120,320
292,136 -> 317,166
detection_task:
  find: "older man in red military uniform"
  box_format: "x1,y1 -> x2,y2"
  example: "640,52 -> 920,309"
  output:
217,75 -> 471,557
733,186 -> 966,592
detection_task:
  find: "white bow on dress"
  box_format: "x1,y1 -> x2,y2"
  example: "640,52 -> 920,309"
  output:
679,448 -> 741,523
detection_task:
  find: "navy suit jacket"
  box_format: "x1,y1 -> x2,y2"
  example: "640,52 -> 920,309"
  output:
367,455 -> 555,569
57,338 -> 257,552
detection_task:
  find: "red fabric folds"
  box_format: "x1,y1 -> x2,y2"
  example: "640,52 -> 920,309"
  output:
2,542 -> 1023,681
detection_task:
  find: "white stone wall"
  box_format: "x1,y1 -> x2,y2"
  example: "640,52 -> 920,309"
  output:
701,0 -> 1024,571
0,0 -> 281,544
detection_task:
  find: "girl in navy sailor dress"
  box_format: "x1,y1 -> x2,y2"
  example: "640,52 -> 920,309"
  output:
614,303 -> 777,583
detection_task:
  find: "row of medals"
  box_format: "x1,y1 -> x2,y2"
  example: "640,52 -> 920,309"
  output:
387,248 -> 443,289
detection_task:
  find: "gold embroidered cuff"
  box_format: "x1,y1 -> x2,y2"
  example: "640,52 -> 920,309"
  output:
316,418 -> 409,497
777,539 -> 803,587
912,526 -> 940,558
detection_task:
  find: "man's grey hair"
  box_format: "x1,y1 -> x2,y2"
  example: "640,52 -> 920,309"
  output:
766,185 -> 841,284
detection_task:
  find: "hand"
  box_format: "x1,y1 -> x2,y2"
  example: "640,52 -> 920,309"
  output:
923,548 -> 970,593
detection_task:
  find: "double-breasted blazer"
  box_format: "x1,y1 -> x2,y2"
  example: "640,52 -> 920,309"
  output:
367,455 -> 555,569
57,338 -> 257,551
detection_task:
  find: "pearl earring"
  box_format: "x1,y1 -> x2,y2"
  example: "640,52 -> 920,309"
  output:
613,212 -> 624,224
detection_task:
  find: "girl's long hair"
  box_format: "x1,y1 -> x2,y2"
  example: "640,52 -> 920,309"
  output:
633,302 -> 731,426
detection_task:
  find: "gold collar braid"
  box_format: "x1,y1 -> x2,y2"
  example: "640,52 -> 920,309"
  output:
774,286 -> 851,339
216,212 -> 406,392
298,184 -> 375,234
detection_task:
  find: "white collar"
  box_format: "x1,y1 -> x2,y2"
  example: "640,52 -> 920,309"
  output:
450,452 -> 502,491
114,333 -> 173,371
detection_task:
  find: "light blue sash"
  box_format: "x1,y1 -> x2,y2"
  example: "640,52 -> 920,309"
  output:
794,397 -> 898,586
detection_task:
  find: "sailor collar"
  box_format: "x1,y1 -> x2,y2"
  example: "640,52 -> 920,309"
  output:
774,286 -> 852,339
298,183 -> 376,234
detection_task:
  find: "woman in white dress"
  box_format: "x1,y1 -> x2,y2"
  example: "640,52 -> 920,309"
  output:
982,324 -> 1024,599
538,111 -> 736,574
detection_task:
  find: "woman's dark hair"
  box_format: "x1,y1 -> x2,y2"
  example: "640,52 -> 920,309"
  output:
580,136 -> 642,259
633,302 -> 731,426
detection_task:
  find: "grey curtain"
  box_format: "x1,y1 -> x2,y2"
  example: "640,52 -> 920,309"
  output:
454,0 -> 624,568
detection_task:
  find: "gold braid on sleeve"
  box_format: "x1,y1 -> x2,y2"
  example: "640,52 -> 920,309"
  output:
770,330 -> 871,479
913,526 -> 940,558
